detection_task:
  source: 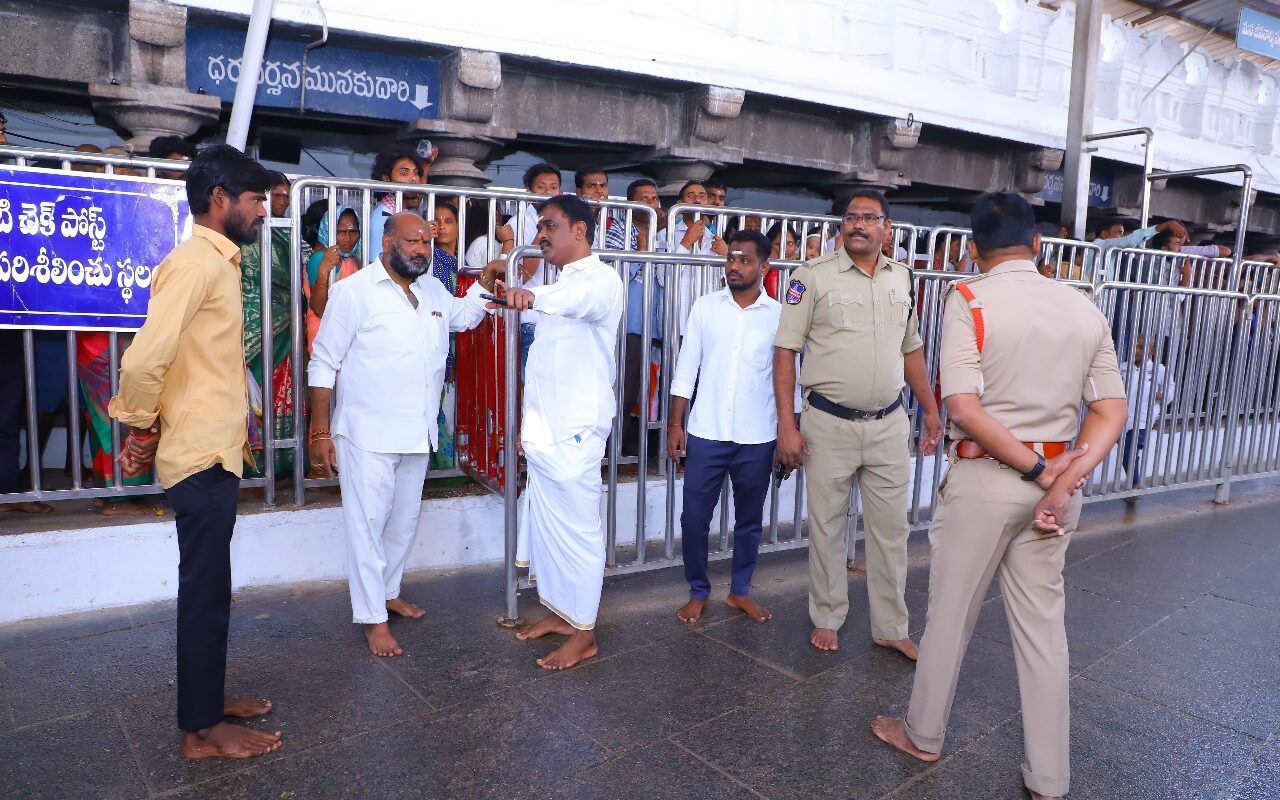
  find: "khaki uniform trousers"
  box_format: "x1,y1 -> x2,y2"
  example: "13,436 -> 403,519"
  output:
801,403 -> 910,639
906,456 -> 1080,798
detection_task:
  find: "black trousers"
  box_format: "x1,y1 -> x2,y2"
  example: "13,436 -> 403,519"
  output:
0,330 -> 26,494
169,465 -> 240,732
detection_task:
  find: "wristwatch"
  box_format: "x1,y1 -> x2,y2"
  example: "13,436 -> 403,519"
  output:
1020,453 -> 1046,482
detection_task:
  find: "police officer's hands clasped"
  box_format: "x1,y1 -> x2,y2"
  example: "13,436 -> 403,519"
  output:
1031,443 -> 1091,534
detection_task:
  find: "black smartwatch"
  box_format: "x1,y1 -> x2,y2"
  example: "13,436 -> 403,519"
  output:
1020,453 -> 1046,482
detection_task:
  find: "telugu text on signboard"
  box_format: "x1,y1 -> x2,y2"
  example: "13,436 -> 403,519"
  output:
185,25 -> 441,123
0,166 -> 190,330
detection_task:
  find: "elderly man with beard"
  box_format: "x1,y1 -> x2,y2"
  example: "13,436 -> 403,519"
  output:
109,145 -> 282,760
774,189 -> 943,656
308,212 -> 492,658
489,194 -> 625,670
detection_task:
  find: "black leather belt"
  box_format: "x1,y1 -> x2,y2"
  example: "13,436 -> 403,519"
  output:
808,391 -> 902,422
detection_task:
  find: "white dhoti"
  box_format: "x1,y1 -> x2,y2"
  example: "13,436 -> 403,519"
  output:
516,431 -> 607,630
335,435 -> 430,624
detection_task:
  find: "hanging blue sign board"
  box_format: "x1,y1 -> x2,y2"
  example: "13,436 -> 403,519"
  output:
0,166 -> 190,330
186,25 -> 440,122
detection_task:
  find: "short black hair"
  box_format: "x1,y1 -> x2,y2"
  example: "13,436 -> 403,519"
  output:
840,188 -> 890,218
970,192 -> 1037,255
184,144 -> 271,215
625,178 -> 658,200
536,194 -> 596,242
370,146 -> 423,182
301,199 -> 328,248
574,165 -> 608,190
726,229 -> 771,261
523,162 -> 562,190
266,170 -> 290,187
148,135 -> 197,160
704,178 -> 726,193
678,179 -> 706,200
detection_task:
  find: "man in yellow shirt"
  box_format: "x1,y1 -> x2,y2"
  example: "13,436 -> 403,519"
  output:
109,144 -> 282,761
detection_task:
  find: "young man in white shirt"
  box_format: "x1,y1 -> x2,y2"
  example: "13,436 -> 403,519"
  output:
667,229 -> 780,625
656,180 -> 729,337
489,194 -> 625,670
308,212 -> 491,658
1120,335 -> 1173,503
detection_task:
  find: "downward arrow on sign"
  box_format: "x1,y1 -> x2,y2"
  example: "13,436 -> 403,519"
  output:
410,84 -> 433,110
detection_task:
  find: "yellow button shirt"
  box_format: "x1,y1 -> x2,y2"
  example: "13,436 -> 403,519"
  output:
108,225 -> 252,488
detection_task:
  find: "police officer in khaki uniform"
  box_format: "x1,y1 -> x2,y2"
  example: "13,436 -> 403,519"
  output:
773,189 -> 942,655
871,193 -> 1128,800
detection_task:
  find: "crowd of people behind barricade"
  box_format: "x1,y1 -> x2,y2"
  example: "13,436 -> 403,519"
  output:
1,135 -> 1278,517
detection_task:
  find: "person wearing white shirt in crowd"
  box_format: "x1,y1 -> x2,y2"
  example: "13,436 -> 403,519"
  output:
1120,335 -> 1174,504
308,212 -> 491,658
656,180 -> 728,336
667,229 -> 781,626
488,194 -> 624,671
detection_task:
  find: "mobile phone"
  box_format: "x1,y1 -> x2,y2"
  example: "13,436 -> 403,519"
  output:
480,291 -> 533,309
773,463 -> 788,486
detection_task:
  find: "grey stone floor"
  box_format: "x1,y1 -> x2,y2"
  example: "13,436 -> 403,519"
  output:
1,491 -> 1277,800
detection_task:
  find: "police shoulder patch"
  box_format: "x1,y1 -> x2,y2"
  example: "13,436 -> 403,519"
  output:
785,279 -> 806,305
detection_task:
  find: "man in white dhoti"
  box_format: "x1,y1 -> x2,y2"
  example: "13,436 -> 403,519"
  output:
309,212 -> 491,658
488,194 -> 624,670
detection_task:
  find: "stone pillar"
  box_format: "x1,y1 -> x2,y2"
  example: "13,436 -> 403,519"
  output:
403,49 -> 513,187
89,0 -> 220,150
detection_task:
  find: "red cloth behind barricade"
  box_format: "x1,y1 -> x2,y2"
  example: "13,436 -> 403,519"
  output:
452,273 -> 512,492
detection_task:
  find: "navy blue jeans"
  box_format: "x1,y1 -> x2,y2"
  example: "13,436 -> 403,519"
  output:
519,322 -> 536,384
1121,428 -> 1148,488
680,434 -> 775,599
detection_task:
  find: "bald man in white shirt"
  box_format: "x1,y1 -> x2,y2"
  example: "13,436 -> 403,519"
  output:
309,212 -> 490,658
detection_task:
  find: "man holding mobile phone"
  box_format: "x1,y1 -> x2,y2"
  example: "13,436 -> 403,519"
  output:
667,230 -> 780,625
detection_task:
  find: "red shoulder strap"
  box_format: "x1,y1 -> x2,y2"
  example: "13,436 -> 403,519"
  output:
954,282 -> 985,354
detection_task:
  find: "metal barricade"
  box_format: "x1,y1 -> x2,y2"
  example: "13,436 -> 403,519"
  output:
923,226 -> 974,273
283,178 -> 657,506
1234,295 -> 1280,479
0,146 -> 189,506
1040,236 -> 1103,282
1102,246 -> 1235,290
1087,282 -> 1249,501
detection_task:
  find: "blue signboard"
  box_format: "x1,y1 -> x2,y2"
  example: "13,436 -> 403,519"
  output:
1239,7 -> 1280,60
0,166 -> 190,330
186,25 -> 440,122
1039,168 -> 1114,208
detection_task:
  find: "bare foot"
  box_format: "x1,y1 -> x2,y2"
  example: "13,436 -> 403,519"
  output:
811,627 -> 839,651
0,501 -> 53,514
1028,792 -> 1061,800
181,721 -> 282,760
676,598 -> 708,624
515,614 -> 574,640
386,598 -> 426,619
726,594 -> 772,623
364,622 -> 403,657
873,637 -> 919,661
224,695 -> 273,718
537,629 -> 598,670
870,716 -> 939,762
93,498 -> 153,517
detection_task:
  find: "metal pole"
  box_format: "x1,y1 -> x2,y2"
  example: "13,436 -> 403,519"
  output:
1062,0 -> 1102,240
1085,128 -> 1154,228
226,0 -> 276,151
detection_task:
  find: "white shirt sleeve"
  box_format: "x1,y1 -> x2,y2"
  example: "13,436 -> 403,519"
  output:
528,270 -> 618,325
669,300 -> 704,399
308,279 -> 359,389
447,282 -> 491,332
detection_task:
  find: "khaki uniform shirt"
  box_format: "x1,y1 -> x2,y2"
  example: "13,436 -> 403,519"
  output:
939,259 -> 1125,442
109,225 -> 251,488
775,249 -> 923,411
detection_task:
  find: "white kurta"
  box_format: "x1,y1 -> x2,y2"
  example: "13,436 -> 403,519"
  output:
309,259 -> 489,623
514,253 -> 625,629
